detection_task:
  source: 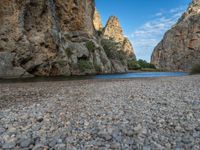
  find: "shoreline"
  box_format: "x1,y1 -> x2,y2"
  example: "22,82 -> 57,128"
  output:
0,71 -> 189,84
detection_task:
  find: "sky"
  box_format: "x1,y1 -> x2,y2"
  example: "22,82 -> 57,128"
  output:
96,0 -> 192,62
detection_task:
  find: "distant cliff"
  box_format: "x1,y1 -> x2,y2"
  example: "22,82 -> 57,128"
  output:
0,0 -> 135,78
151,0 -> 200,71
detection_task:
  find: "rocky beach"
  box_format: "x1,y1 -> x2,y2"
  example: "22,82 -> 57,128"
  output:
0,75 -> 200,149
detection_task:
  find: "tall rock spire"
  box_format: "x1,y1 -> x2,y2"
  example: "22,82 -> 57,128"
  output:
103,16 -> 136,59
103,16 -> 124,42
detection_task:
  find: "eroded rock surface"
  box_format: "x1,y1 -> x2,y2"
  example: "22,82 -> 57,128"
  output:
151,0 -> 200,71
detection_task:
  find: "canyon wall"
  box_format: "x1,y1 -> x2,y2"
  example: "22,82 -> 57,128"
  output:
0,0 -> 135,78
151,0 -> 200,71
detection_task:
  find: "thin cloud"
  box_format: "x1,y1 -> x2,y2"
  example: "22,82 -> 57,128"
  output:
129,5 -> 187,61
155,12 -> 163,16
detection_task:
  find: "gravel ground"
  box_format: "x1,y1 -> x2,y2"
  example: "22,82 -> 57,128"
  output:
0,75 -> 200,150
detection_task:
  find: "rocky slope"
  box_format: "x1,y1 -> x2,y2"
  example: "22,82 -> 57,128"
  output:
151,0 -> 200,71
0,0 -> 135,78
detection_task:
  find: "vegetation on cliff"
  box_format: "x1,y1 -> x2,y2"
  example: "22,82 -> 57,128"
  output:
190,63 -> 200,74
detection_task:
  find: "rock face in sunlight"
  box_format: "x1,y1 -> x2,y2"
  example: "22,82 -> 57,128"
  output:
93,8 -> 103,31
103,16 -> 136,59
0,0 -> 136,78
151,0 -> 200,71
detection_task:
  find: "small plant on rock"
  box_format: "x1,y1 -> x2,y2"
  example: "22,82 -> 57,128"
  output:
65,48 -> 73,57
78,60 -> 93,71
190,63 -> 200,74
86,41 -> 96,52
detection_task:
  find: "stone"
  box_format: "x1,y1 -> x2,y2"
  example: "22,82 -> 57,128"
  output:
134,124 -> 142,133
143,146 -> 151,150
151,0 -> 200,71
32,144 -> 49,150
20,139 -> 32,148
36,117 -> 44,123
98,130 -> 112,141
2,140 -> 16,149
54,144 -> 66,150
0,127 -> 5,134
0,52 -> 32,78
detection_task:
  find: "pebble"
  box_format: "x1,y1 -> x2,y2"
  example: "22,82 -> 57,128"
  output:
98,131 -> 112,141
2,141 -> 16,149
20,138 -> 32,148
0,75 -> 200,149
0,127 -> 5,134
54,144 -> 66,150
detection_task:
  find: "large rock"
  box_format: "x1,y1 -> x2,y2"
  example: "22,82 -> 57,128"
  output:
0,52 -> 32,78
151,0 -> 200,71
103,16 -> 136,59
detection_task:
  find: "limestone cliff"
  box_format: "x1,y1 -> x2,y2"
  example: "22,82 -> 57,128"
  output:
103,16 -> 136,59
0,0 -> 136,78
93,9 -> 103,31
151,0 -> 200,71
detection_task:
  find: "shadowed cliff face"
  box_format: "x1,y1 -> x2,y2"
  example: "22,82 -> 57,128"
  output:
151,0 -> 200,71
0,0 -> 134,78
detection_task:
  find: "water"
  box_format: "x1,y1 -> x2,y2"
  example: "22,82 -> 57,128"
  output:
0,72 -> 188,83
93,72 -> 188,79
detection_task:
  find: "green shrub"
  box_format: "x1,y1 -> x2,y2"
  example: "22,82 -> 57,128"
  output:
101,39 -> 127,64
56,60 -> 66,67
128,60 -> 141,70
65,48 -> 73,57
137,59 -> 156,69
97,30 -> 103,36
78,60 -> 93,71
190,63 -> 200,74
86,41 -> 96,52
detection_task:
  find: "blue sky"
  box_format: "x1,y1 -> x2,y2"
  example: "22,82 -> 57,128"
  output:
96,0 -> 191,62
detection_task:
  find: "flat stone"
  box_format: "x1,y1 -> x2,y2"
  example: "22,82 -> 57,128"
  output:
54,144 -> 66,150
20,139 -> 32,148
32,144 -> 49,150
98,131 -> 112,141
2,141 -> 16,149
0,127 -> 6,134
